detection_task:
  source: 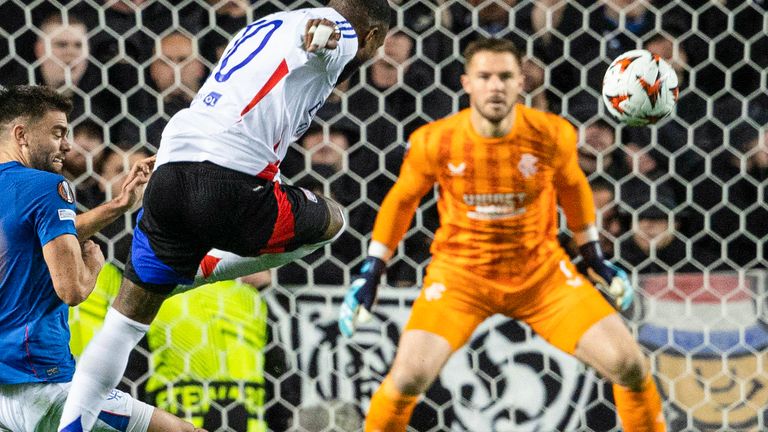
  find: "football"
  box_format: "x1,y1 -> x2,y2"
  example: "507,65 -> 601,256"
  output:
602,49 -> 679,126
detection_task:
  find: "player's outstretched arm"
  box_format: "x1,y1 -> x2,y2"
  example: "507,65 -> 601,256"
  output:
575,227 -> 634,311
75,155 -> 155,240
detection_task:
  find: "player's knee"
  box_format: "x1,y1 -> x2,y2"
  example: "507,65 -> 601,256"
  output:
319,198 -> 346,242
389,359 -> 441,396
606,347 -> 647,390
390,369 -> 433,396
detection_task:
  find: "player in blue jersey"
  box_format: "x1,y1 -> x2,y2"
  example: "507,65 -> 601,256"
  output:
0,85 -> 204,431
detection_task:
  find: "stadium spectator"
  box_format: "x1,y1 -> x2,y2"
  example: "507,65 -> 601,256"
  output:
577,119 -> 627,181
198,0 -> 250,66
592,177 -> 623,259
449,0 -> 534,51
342,31 -> 443,285
63,120 -> 104,183
33,15 -> 89,90
70,0 -> 176,59
152,32 -> 204,101
68,0 -> 170,91
521,57 -> 548,111
59,2 -> 392,428
0,84 -> 198,432
279,126 -> 364,285
63,121 -> 107,212
559,176 -> 622,263
347,31 -> 418,150
691,124 -> 768,269
619,185 -> 718,273
533,0 -> 660,117
119,31 -> 205,147
339,38 -> 664,432
30,14 -> 120,126
623,34 -> 691,167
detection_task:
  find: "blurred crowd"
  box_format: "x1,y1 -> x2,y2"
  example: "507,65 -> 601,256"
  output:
1,0 -> 765,285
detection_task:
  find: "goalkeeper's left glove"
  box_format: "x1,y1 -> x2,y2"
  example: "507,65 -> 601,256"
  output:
579,241 -> 634,311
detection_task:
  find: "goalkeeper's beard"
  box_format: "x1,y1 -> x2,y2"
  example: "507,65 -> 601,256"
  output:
475,99 -> 514,124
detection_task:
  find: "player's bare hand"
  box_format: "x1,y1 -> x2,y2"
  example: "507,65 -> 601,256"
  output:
81,239 -> 105,271
114,155 -> 156,211
304,18 -> 341,52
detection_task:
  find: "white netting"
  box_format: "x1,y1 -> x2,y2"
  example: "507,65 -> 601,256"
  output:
3,0 -> 767,430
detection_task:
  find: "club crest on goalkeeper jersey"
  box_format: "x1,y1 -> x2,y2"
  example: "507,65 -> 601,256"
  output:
373,105 -> 596,288
156,7 -> 358,181
0,162 -> 78,384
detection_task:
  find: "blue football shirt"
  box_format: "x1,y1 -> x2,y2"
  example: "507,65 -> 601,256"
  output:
0,161 -> 78,383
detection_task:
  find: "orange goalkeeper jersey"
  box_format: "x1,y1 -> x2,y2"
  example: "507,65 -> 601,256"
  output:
372,104 -> 596,288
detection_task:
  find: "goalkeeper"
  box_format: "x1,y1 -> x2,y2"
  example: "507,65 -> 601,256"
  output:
339,38 -> 665,432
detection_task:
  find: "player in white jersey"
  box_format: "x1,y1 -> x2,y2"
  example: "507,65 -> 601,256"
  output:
59,1 -> 392,431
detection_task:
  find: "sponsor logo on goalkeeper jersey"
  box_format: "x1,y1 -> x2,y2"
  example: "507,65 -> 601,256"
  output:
464,192 -> 527,220
447,162 -> 466,176
517,153 -> 538,178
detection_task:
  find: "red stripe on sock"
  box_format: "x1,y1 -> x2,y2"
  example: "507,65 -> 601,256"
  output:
199,255 -> 222,279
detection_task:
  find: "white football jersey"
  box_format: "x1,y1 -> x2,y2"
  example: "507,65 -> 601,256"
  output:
155,7 -> 358,180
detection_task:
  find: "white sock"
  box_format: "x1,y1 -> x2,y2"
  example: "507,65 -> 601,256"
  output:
173,240 -> 336,295
58,308 -> 149,431
171,210 -> 348,295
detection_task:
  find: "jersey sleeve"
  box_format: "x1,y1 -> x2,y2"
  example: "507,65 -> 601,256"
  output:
371,128 -> 437,251
551,118 -> 596,232
32,176 -> 78,246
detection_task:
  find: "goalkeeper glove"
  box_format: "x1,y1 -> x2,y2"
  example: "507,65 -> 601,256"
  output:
339,256 -> 386,337
579,241 -> 634,311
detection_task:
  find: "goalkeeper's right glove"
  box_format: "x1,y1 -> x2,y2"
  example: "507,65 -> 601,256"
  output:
339,256 -> 386,337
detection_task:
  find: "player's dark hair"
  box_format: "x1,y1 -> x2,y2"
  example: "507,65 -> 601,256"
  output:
463,37 -> 522,70
0,85 -> 72,128
328,0 -> 392,29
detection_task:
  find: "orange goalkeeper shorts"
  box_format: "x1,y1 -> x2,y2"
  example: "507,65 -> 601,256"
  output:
404,258 -> 616,354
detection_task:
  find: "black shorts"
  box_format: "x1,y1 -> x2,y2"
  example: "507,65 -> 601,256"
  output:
124,162 -> 331,294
